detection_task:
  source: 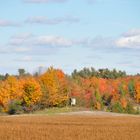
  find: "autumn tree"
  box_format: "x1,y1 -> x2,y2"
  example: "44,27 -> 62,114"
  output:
40,67 -> 69,107
0,76 -> 22,111
21,77 -> 42,107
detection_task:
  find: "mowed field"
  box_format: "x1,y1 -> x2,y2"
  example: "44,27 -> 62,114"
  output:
0,114 -> 140,140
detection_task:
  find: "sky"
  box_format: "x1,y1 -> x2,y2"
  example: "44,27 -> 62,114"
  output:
0,0 -> 140,75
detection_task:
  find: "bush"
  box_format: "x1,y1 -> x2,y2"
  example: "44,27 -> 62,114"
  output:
125,102 -> 135,114
74,97 -> 86,107
7,100 -> 23,115
128,80 -> 135,98
111,102 -> 124,113
22,104 -> 42,113
0,105 -> 3,113
135,107 -> 140,115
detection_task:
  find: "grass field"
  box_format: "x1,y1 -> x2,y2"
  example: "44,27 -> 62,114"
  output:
0,114 -> 140,140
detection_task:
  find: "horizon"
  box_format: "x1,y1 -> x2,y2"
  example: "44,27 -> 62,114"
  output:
0,0 -> 140,75
0,66 -> 136,76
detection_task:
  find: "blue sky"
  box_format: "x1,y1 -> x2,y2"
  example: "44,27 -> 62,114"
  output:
0,0 -> 140,75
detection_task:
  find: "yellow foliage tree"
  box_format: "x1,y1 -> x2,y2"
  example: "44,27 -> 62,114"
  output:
40,67 -> 69,106
0,76 -> 22,111
22,77 -> 42,106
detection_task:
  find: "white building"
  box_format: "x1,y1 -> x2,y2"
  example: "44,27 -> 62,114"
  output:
71,98 -> 76,106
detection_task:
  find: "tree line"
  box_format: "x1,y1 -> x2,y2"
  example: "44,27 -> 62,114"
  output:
72,67 -> 127,79
0,67 -> 140,115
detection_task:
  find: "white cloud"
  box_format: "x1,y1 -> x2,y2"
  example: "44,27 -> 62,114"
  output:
10,33 -> 34,46
18,56 -> 33,62
12,33 -> 33,39
35,35 -> 74,46
4,29 -> 140,57
24,0 -> 68,3
116,29 -> 140,48
0,44 -> 31,54
88,36 -> 115,48
0,45 -> 10,53
9,33 -> 75,47
13,47 -> 31,53
9,33 -> 91,48
15,56 -> 48,62
0,33 -> 98,56
25,16 -> 80,25
0,33 -> 78,55
1,33 -> 117,56
0,19 -> 19,27
122,29 -> 140,37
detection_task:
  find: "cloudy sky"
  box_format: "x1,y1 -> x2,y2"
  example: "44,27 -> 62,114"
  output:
0,0 -> 140,74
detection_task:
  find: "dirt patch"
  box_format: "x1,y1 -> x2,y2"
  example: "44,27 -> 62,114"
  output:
57,111 -> 140,117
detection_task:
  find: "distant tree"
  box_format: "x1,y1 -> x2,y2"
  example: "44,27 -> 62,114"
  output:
91,67 -> 97,77
18,69 -> 31,77
18,69 -> 26,76
71,69 -> 78,79
0,74 -> 5,81
33,72 -> 39,77
71,67 -> 127,79
136,73 -> 140,76
33,66 -> 47,77
5,73 -> 10,79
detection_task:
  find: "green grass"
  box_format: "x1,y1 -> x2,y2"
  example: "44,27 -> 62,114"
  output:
32,106 -> 90,115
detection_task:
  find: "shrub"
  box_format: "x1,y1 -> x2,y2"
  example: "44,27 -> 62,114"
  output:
111,102 -> 124,113
102,94 -> 112,106
7,100 -> 23,115
134,107 -> 140,114
128,80 -> 135,98
22,104 -> 42,113
75,97 -> 86,107
94,90 -> 104,110
125,102 -> 135,114
0,105 -> 3,113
